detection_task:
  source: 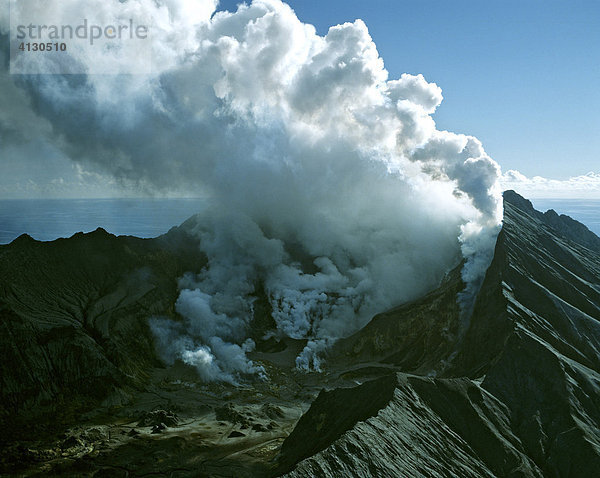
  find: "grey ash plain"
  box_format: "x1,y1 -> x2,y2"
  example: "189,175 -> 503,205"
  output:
1,190 -> 600,477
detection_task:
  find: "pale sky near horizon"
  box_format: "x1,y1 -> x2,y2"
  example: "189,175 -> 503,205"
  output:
1,0 -> 599,199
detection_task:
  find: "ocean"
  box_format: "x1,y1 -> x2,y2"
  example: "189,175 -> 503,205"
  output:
531,198 -> 600,236
0,198 -> 208,244
0,197 -> 599,245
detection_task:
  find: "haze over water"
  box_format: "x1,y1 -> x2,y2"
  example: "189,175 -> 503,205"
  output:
531,198 -> 600,236
1,197 -> 599,245
0,198 -> 207,244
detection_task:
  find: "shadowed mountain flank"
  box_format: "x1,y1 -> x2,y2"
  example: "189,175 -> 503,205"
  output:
0,225 -> 203,436
1,191 -> 600,477
281,191 -> 600,477
278,373 -> 541,478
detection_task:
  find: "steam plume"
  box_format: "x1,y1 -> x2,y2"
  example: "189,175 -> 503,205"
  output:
1,0 -> 502,380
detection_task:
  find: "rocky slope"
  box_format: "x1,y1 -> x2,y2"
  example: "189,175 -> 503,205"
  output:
279,191 -> 600,477
0,224 -> 204,437
1,191 -> 599,477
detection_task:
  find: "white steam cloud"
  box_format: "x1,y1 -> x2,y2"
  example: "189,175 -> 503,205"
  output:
1,0 -> 502,381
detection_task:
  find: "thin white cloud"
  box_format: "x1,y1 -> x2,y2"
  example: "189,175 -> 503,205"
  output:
501,170 -> 600,198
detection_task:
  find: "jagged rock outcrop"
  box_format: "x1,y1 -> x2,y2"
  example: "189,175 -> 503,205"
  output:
278,373 -> 541,477
463,191 -> 600,476
280,191 -> 600,477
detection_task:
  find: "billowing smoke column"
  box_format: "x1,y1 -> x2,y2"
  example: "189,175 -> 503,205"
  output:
1,0 -> 502,382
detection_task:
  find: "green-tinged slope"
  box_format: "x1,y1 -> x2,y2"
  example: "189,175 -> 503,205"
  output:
0,225 -> 203,435
278,373 -> 540,477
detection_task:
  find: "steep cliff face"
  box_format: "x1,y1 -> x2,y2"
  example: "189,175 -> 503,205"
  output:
279,374 -> 541,478
280,191 -> 600,477
470,191 -> 600,476
328,262 -> 464,376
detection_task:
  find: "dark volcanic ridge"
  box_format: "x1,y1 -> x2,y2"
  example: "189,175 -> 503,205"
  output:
1,191 -> 600,477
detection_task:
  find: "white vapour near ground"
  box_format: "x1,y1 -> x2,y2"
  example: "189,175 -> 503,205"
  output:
1,0 -> 502,381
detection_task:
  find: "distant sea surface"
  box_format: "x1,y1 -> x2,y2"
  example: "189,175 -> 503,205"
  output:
0,197 -> 599,245
0,198 -> 207,244
531,198 -> 600,236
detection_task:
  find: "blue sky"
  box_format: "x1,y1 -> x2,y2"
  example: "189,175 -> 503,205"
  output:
1,0 -> 599,199
218,0 -> 600,179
